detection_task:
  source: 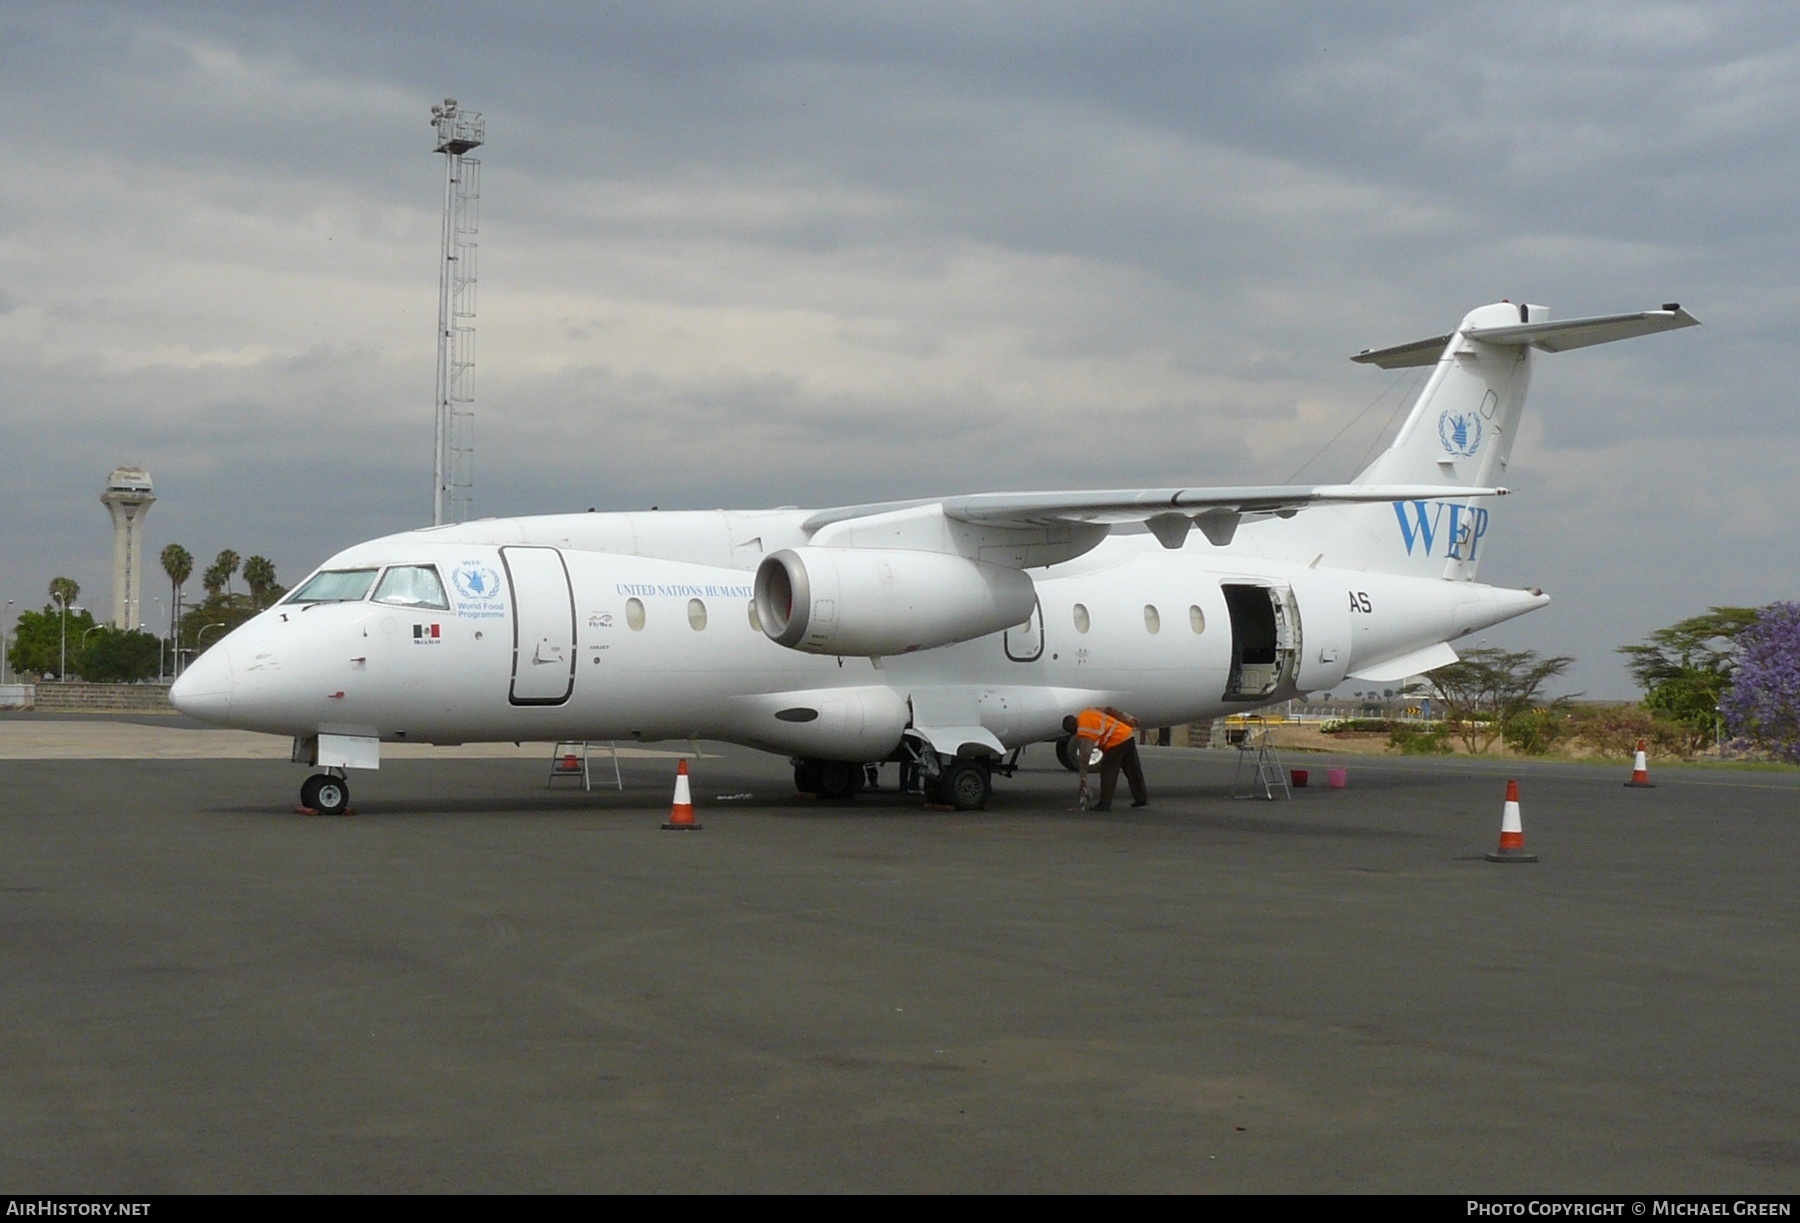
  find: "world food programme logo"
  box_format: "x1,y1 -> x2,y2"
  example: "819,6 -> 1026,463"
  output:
450,563 -> 507,619
1437,409 -> 1483,457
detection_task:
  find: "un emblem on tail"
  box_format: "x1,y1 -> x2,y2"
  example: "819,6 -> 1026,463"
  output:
1437,409 -> 1482,456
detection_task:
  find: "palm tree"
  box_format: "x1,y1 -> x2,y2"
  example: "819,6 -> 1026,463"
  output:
243,556 -> 278,608
201,561 -> 227,599
213,550 -> 241,598
161,544 -> 192,647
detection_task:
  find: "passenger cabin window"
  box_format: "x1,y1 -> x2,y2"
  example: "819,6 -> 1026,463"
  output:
1144,605 -> 1161,634
687,598 -> 708,631
747,600 -> 762,633
626,598 -> 646,631
286,569 -> 378,604
1190,605 -> 1206,634
373,565 -> 450,610
1072,603 -> 1091,633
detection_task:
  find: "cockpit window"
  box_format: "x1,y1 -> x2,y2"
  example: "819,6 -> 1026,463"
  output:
373,565 -> 450,610
286,568 -> 379,604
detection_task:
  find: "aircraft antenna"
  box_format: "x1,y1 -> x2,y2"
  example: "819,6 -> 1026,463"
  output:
430,98 -> 483,525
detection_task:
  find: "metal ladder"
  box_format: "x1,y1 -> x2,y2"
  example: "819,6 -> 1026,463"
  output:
547,741 -> 625,791
1231,721 -> 1292,801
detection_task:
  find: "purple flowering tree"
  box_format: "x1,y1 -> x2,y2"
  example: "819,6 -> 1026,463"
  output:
1721,601 -> 1800,764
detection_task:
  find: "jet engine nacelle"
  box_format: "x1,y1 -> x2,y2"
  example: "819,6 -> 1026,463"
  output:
754,547 -> 1038,657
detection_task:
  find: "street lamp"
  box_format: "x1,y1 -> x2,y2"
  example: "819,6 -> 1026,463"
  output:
2,598 -> 13,684
78,623 -> 107,681
153,596 -> 165,682
56,596 -> 84,682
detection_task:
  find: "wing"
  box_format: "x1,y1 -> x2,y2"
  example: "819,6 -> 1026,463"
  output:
805,482 -> 1503,553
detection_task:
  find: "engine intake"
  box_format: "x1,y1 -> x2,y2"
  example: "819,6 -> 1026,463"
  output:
754,547 -> 1037,657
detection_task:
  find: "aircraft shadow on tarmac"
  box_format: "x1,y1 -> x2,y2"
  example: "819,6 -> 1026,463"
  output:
204,783 -> 1436,841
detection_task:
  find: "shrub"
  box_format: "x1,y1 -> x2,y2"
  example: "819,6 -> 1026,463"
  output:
1502,708 -> 1570,756
1388,724 -> 1453,754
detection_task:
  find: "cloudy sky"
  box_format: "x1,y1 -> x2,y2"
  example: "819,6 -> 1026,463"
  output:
3,2 -> 1796,696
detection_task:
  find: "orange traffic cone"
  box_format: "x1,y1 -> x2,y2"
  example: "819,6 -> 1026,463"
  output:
1624,738 -> 1655,788
662,759 -> 701,830
1485,779 -> 1538,863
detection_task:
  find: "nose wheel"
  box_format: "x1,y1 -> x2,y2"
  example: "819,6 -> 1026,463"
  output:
300,772 -> 351,816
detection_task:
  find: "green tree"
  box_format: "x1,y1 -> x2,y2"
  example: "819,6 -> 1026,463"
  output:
8,604 -> 97,679
161,543 -> 193,642
47,576 -> 80,611
1617,607 -> 1757,749
77,627 -> 162,683
1426,648 -> 1577,754
180,592 -> 259,657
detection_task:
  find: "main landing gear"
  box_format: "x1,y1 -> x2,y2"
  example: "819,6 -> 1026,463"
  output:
924,758 -> 992,811
793,758 -> 864,801
792,752 -> 996,811
300,771 -> 350,816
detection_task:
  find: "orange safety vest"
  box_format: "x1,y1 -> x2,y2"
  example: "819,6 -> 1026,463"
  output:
1075,708 -> 1134,751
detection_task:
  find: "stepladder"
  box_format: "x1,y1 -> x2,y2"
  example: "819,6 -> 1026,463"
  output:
1231,721 -> 1292,801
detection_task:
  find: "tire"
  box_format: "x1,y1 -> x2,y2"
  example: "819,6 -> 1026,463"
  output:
941,760 -> 991,811
816,760 -> 860,801
1053,734 -> 1080,772
794,759 -> 823,794
302,773 -> 349,815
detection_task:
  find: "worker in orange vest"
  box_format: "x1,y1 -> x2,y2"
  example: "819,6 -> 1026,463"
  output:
1063,706 -> 1148,811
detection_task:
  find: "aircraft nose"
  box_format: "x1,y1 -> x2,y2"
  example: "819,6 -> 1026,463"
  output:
169,640 -> 234,723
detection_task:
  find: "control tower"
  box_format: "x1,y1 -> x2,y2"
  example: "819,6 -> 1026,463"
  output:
101,466 -> 155,629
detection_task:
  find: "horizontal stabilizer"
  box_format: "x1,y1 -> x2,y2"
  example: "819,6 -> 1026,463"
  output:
1463,306 -> 1700,352
1353,305 -> 1700,368
1350,333 -> 1453,369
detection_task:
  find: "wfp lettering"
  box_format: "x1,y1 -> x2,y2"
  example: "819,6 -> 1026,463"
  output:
1392,500 -> 1490,561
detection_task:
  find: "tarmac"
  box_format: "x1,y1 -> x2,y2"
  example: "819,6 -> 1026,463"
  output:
2,715 -> 1797,1193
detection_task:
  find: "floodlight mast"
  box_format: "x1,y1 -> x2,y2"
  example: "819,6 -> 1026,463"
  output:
431,98 -> 483,526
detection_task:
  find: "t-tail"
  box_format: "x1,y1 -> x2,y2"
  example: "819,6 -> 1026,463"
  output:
1274,301 -> 1698,580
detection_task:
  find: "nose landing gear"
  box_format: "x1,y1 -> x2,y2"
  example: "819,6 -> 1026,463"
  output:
299,771 -> 351,816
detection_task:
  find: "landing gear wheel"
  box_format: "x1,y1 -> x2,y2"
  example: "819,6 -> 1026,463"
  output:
815,760 -> 861,801
794,759 -> 824,795
301,773 -> 349,816
941,760 -> 992,811
1054,734 -> 1080,772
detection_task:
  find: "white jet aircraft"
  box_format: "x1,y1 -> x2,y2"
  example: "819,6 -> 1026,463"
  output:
172,301 -> 1697,815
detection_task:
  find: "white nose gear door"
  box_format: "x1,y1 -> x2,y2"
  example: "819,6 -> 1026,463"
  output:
502,546 -> 576,705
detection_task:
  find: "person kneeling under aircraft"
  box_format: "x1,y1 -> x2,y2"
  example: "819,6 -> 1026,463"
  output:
1064,707 -> 1148,811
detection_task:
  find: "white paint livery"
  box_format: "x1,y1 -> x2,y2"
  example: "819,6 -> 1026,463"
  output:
171,302 -> 1698,813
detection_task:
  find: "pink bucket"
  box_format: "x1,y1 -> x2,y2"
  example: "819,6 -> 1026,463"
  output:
1327,767 -> 1348,789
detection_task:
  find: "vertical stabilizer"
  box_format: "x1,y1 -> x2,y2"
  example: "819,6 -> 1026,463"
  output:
1242,301 -> 1696,580
1353,302 -> 1541,494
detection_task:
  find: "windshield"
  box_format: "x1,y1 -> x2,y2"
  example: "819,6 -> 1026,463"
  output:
372,565 -> 450,610
286,568 -> 379,604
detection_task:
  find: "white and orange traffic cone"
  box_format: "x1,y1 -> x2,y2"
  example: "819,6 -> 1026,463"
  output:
662,758 -> 702,830
1485,779 -> 1538,863
1624,738 -> 1655,788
